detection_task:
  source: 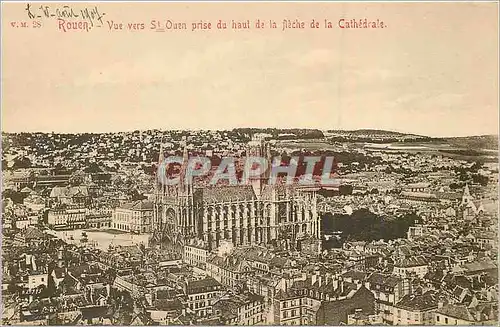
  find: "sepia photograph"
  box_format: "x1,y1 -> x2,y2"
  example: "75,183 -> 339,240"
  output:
1,1 -> 498,326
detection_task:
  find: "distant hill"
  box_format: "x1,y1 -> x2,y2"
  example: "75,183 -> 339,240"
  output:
231,128 -> 325,140
325,129 -> 431,143
328,129 -> 427,138
328,129 -> 430,139
327,130 -> 498,149
441,135 -> 498,150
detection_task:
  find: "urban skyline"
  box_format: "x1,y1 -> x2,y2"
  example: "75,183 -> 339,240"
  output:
1,127 -> 499,138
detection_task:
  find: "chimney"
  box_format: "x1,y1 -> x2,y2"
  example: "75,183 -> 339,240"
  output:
32,256 -> 37,271
474,309 -> 482,322
486,289 -> 492,301
325,272 -> 332,284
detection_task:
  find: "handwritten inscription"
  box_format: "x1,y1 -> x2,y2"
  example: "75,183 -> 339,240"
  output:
25,3 -> 105,27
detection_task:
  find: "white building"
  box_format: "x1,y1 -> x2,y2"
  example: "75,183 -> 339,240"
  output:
112,200 -> 153,233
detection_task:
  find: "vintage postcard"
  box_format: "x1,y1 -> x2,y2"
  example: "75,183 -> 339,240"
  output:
1,1 -> 498,326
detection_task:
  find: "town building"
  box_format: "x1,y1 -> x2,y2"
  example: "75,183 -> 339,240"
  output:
184,277 -> 224,317
393,256 -> 429,279
212,292 -> 265,325
49,186 -> 90,206
86,208 -> 113,229
393,290 -> 438,325
183,239 -> 209,270
47,205 -> 86,230
434,302 -> 498,325
112,200 -> 153,233
365,272 -> 407,324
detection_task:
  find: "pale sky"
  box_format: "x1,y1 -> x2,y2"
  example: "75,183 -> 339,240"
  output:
2,2 -> 498,137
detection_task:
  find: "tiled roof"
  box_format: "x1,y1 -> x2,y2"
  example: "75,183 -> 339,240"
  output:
50,186 -> 89,198
405,182 -> 430,189
453,276 -> 472,290
80,305 -> 110,320
24,195 -> 46,205
423,269 -> 444,283
232,246 -> 274,263
462,260 -> 497,273
153,298 -> 184,312
432,191 -> 462,200
342,270 -> 368,281
23,227 -> 47,240
367,272 -> 401,288
186,277 -> 221,295
274,289 -> 303,301
120,200 -> 153,211
437,303 -> 475,322
214,292 -> 264,320
156,289 -> 182,300
201,185 -> 256,203
270,256 -> 290,268
207,254 -> 248,272
395,291 -> 438,311
400,191 -> 439,201
395,255 -> 428,268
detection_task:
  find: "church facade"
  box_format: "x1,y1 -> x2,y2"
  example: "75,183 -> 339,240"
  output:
151,136 -> 321,254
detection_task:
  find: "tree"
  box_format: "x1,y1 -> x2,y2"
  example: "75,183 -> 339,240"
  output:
7,280 -> 21,294
2,159 -> 9,170
472,174 -> 489,186
321,209 -> 418,243
339,184 -> 353,195
130,190 -> 147,201
3,189 -> 27,204
13,156 -> 31,169
85,162 -> 103,174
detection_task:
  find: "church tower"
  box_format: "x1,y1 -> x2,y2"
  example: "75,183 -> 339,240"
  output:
246,134 -> 272,198
177,138 -> 197,237
151,139 -> 198,253
461,183 -> 473,206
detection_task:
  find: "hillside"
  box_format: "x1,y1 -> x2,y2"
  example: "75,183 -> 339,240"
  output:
441,135 -> 498,150
327,129 -> 426,138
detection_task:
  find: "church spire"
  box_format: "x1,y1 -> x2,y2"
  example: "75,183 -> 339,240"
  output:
464,183 -> 471,197
157,138 -> 169,196
158,141 -> 165,165
461,183 -> 473,206
179,137 -> 190,193
265,141 -> 272,182
182,138 -> 188,163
